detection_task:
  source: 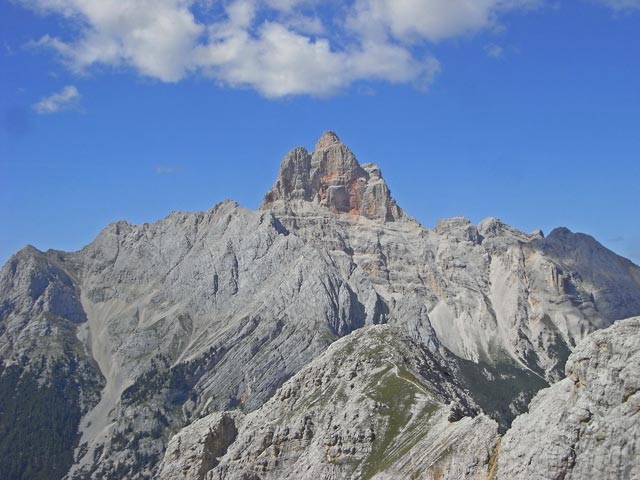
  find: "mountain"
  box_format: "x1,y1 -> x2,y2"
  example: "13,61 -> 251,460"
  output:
1,131 -> 639,479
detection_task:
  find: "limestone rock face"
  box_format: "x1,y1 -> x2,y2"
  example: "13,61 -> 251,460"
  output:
497,316 -> 640,479
260,135 -> 640,388
62,201 -> 390,480
158,412 -> 243,480
536,227 -> 640,321
0,245 -> 87,364
262,131 -> 403,221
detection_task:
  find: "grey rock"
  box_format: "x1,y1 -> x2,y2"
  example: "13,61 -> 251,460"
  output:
159,412 -> 243,480
262,131 -> 404,221
62,200 -> 386,479
160,317 -> 640,480
497,316 -> 640,479
168,325 -> 500,480
0,245 -> 86,360
263,165 -> 640,385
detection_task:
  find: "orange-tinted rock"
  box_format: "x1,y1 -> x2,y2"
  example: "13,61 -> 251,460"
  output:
261,131 -> 403,221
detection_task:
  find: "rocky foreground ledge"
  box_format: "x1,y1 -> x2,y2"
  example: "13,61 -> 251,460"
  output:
497,316 -> 640,479
158,317 -> 640,480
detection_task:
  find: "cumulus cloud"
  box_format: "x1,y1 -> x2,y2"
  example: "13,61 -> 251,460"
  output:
33,85 -> 81,114
29,0 -> 203,82
18,0 -> 541,97
348,0 -> 540,43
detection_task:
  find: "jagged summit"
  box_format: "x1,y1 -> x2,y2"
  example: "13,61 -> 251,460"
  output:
314,130 -> 341,150
261,131 -> 403,221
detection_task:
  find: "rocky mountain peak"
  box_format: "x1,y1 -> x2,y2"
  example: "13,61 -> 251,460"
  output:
314,130 -> 342,150
261,131 -> 404,221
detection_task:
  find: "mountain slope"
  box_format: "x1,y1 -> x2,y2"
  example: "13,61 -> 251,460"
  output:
261,132 -> 640,382
159,325 -> 501,480
0,247 -> 103,479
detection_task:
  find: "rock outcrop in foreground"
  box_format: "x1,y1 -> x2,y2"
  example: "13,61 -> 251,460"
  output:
160,326 -> 500,480
1,131 -> 639,479
497,316 -> 640,480
158,317 -> 640,480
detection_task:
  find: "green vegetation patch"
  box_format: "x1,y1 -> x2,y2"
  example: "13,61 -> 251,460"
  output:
360,366 -> 437,479
456,357 -> 548,431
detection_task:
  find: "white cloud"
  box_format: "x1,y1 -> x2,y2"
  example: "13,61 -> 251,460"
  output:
485,43 -> 504,58
196,22 -> 348,97
29,0 -> 203,82
18,0 -> 541,97
347,0 -> 541,43
594,0 -> 640,10
33,85 -> 81,114
155,165 -> 180,174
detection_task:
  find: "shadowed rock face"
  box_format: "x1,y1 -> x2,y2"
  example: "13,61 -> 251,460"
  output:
159,412 -> 241,480
262,131 -> 403,221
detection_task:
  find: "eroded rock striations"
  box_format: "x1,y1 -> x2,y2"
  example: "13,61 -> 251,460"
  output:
158,412 -> 242,480
1,131 -> 639,479
201,325 -> 499,480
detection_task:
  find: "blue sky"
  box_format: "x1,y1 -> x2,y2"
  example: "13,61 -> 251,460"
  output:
1,0 -> 639,265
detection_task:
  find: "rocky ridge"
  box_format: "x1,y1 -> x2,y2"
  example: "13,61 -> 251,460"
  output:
261,133 -> 640,384
0,131 -> 639,479
157,316 -> 640,480
160,325 -> 501,480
